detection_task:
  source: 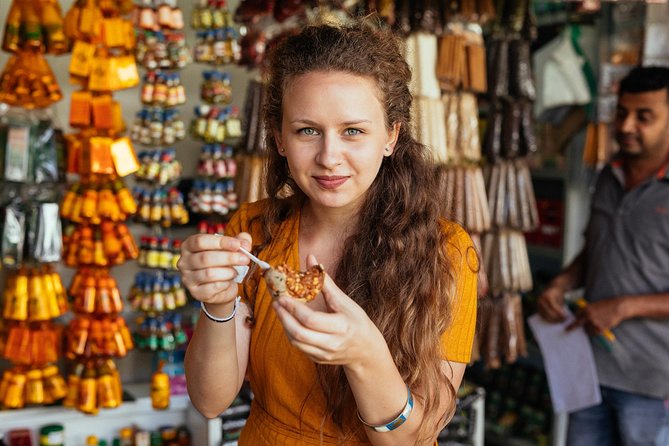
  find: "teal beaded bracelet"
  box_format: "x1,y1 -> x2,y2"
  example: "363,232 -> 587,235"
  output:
357,385 -> 414,433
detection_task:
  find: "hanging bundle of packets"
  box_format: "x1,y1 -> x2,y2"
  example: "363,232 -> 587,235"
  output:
131,0 -> 189,230
59,0 -> 139,414
130,0 -> 191,409
189,1 -> 242,219
0,107 -> 69,409
0,0 -> 69,408
478,0 -> 540,369
0,0 -> 68,109
188,71 -> 240,217
404,11 -> 492,300
236,78 -> 267,205
192,0 -> 241,66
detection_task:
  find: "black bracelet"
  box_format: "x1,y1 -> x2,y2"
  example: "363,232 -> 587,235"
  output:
200,297 -> 241,323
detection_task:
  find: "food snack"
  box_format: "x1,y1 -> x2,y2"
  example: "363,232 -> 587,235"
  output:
264,263 -> 325,302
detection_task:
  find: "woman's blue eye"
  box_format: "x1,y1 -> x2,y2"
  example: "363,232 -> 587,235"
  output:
345,128 -> 362,136
299,128 -> 318,136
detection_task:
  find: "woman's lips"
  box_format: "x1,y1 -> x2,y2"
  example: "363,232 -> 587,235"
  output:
313,176 -> 349,189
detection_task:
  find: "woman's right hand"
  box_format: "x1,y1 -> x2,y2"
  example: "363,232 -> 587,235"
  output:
177,233 -> 252,309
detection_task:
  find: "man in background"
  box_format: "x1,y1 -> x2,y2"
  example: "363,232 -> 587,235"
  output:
537,66 -> 669,445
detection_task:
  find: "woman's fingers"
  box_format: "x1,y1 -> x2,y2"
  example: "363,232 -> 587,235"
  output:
180,251 -> 249,271
188,280 -> 237,302
181,233 -> 242,253
273,301 -> 339,354
277,296 -> 347,334
182,266 -> 240,286
177,232 -> 254,306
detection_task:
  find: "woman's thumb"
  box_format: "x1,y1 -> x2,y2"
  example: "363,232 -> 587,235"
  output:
306,254 -> 319,268
236,232 -> 253,251
308,255 -> 342,312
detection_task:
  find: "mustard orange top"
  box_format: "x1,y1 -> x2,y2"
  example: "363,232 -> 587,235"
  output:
225,200 -> 478,445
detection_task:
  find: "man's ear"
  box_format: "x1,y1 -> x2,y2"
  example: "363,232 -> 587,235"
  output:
384,122 -> 401,156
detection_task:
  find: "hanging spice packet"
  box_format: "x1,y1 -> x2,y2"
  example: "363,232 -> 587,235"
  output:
33,117 -> 60,183
2,203 -> 25,266
34,202 -> 62,263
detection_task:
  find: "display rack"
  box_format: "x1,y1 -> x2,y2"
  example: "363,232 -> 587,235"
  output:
0,383 -> 222,446
437,385 -> 485,446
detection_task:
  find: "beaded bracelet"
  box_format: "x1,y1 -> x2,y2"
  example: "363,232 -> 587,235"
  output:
201,296 -> 241,323
357,385 -> 414,433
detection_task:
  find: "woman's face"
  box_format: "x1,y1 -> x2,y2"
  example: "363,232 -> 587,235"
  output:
277,71 -> 399,214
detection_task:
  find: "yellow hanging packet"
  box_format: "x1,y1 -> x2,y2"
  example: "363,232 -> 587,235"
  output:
69,41 -> 96,78
102,18 -> 125,48
78,0 -> 103,38
89,56 -> 113,91
110,99 -> 125,134
111,137 -> 140,177
111,99 -> 125,135
62,2 -> 81,41
123,19 -> 136,50
116,55 -> 139,89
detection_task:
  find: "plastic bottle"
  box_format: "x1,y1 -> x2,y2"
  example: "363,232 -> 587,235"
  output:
151,361 -> 170,410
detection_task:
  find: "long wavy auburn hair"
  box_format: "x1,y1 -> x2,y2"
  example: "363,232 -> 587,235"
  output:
254,20 -> 458,445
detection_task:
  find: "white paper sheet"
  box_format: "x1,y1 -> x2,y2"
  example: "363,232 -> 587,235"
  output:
528,310 -> 602,413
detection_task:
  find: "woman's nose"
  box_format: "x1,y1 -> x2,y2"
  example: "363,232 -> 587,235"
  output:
316,134 -> 344,168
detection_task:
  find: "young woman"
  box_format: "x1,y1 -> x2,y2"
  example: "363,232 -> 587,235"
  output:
178,21 -> 478,446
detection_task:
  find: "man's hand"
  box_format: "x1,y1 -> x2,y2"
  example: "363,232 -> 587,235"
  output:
537,285 -> 567,322
567,298 -> 627,335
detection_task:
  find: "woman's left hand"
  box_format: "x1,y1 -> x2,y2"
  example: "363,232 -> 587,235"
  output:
272,255 -> 385,368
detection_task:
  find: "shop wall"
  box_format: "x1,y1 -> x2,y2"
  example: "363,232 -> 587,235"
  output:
0,0 -> 254,384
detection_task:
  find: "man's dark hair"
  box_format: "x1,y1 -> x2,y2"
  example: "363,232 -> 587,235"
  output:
619,66 -> 669,96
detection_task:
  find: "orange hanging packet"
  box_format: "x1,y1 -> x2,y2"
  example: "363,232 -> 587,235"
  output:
91,94 -> 113,130
70,91 -> 92,127
65,134 -> 83,174
88,137 -> 115,175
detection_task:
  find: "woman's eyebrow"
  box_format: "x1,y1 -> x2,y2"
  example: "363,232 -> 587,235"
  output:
288,119 -> 372,125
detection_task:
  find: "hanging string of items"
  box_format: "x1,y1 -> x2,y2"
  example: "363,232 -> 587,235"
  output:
403,3 -> 495,308
0,0 -> 66,108
189,1 -> 242,220
236,77 -> 267,205
478,0 -> 540,369
0,0 -> 70,410
59,0 -> 138,414
131,0 -> 192,411
132,0 -> 189,230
